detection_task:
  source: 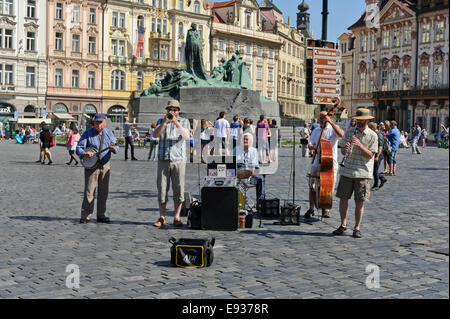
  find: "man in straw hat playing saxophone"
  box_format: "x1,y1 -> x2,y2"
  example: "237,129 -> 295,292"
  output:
333,108 -> 378,238
152,100 -> 191,228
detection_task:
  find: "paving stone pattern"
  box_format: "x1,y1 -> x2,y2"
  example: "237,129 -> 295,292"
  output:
0,141 -> 448,299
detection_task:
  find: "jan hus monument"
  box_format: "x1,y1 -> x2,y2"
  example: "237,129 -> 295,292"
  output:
134,23 -> 280,124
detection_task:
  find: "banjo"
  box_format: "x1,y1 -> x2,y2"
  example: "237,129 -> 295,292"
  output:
80,146 -> 113,169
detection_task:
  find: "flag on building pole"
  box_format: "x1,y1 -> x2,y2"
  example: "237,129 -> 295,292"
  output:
136,26 -> 146,57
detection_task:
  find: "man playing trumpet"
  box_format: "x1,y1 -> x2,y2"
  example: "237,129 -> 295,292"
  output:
152,100 -> 191,228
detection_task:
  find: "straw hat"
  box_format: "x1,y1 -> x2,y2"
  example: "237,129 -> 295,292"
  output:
353,108 -> 374,120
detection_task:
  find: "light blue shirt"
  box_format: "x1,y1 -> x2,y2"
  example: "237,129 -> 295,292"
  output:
387,127 -> 401,152
236,147 -> 259,170
76,127 -> 119,163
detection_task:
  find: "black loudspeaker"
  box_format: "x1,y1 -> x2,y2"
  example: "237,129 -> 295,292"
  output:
259,199 -> 280,217
201,187 -> 239,231
280,203 -> 301,225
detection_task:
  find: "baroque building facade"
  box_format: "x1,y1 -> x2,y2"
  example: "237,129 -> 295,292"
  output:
46,0 -> 104,126
0,0 -> 47,123
349,0 -> 449,136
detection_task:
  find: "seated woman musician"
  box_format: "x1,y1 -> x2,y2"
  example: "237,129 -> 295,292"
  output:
235,133 -> 264,201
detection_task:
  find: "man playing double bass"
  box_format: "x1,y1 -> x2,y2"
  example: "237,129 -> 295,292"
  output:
304,110 -> 344,219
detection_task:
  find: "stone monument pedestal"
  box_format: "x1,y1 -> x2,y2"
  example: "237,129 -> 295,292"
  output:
134,87 -> 280,124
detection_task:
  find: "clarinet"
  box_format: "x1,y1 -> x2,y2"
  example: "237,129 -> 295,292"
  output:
340,128 -> 357,168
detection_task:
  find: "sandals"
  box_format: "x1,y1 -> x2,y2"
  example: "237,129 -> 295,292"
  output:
332,225 -> 347,236
352,229 -> 362,238
153,216 -> 166,227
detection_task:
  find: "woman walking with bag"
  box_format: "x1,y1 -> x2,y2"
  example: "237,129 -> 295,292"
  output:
66,127 -> 81,165
39,125 -> 53,165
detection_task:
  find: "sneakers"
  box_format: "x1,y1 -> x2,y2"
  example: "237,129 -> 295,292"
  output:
153,216 -> 166,227
304,208 -> 315,219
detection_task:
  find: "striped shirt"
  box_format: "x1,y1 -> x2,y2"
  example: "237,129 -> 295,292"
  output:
339,127 -> 378,179
156,117 -> 190,162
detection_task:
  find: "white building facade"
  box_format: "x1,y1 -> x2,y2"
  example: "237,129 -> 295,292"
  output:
0,0 -> 47,122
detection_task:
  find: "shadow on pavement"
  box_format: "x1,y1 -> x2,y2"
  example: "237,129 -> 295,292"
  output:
109,190 -> 158,199
240,228 -> 333,238
9,215 -> 151,226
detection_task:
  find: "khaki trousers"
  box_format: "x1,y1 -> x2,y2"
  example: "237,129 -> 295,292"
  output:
157,160 -> 186,205
81,161 -> 110,219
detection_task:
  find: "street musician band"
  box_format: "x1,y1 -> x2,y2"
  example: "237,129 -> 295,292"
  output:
78,101 -> 377,238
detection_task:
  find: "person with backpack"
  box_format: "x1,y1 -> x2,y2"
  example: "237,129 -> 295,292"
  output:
386,120 -> 400,176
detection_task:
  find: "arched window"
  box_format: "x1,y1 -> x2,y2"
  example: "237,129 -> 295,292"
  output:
178,22 -> 184,38
24,105 -> 35,113
137,16 -> 144,29
136,72 -> 143,90
111,70 -> 125,91
194,1 -> 200,13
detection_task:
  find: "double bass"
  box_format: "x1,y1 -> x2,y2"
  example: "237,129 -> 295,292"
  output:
310,100 -> 339,210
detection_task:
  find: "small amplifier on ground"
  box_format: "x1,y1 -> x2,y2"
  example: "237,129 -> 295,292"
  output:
280,203 -> 301,225
258,198 -> 280,217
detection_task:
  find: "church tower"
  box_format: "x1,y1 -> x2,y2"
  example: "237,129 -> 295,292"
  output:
297,0 -> 311,37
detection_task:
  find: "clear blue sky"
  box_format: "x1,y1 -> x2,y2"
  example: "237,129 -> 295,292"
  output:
274,0 -> 366,44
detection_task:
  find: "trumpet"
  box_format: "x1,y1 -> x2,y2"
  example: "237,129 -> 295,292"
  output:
166,113 -> 174,121
340,128 -> 357,167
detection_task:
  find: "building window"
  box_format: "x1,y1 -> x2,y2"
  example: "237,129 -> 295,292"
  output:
72,70 -> 79,88
111,39 -> 117,56
55,68 -> 63,87
55,32 -> 63,51
162,19 -> 167,33
359,72 -> 366,93
161,44 -> 169,60
433,65 -> 442,88
382,30 -> 389,48
88,71 -> 95,89
0,30 -> 2,49
234,41 -> 239,52
152,44 -> 158,59
179,0 -> 183,10
370,34 -> 377,51
403,26 -> 411,45
194,0 -> 200,13
137,72 -> 143,90
402,67 -> 410,90
268,68 -> 273,82
119,40 -> 125,56
391,69 -> 399,90
26,66 -> 35,87
137,16 -> 144,29
370,70 -> 376,92
4,64 -> 13,84
435,21 -> 444,41
269,48 -> 274,59
381,70 -> 388,91
88,37 -> 96,54
119,13 -> 125,28
219,39 -> 225,51
420,65 -> 429,88
72,4 -> 80,22
157,19 -> 161,32
27,1 -> 36,18
421,23 -> 430,43
360,35 -> 367,53
0,0 -> 14,15
56,3 -> 63,19
112,12 -> 118,27
257,46 -> 262,57
0,65 -> 4,84
151,18 -> 156,32
256,66 -> 262,80
392,30 -> 400,47
3,29 -> 12,49
89,8 -> 96,24
26,32 -> 35,51
111,70 -> 125,91
246,14 -> 251,29
72,34 -> 80,52
430,117 -> 439,134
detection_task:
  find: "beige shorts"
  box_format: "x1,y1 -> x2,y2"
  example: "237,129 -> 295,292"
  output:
336,175 -> 371,202
157,160 -> 186,204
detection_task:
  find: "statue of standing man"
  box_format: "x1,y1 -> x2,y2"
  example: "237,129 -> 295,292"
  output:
185,23 -> 208,80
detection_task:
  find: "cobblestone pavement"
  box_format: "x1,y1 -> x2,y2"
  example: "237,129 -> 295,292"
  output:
0,141 -> 448,299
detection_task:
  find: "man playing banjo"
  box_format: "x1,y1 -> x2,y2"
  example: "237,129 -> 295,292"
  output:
76,113 -> 119,223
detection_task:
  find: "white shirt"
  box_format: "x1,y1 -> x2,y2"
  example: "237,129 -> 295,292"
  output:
309,123 -> 341,168
214,118 -> 230,138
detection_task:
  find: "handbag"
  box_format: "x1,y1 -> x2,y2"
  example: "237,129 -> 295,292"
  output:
169,237 -> 215,268
383,138 -> 392,155
187,200 -> 202,229
49,135 -> 56,148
